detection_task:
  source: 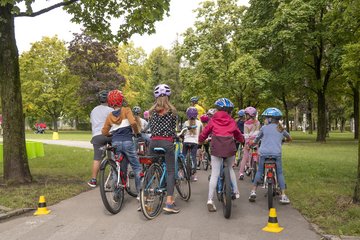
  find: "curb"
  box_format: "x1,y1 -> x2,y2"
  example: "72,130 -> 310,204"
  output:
0,208 -> 35,221
309,220 -> 360,240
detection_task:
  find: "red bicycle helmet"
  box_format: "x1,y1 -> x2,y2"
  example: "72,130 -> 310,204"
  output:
107,90 -> 124,107
200,114 -> 209,123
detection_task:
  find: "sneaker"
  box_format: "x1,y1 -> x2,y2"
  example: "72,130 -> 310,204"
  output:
87,178 -> 97,188
235,192 -> 240,199
239,174 -> 244,180
207,200 -> 216,212
248,191 -> 256,202
280,195 -> 290,204
197,166 -> 201,170
193,175 -> 198,181
163,202 -> 180,214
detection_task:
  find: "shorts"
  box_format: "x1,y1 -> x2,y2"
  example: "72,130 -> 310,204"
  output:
91,135 -> 112,160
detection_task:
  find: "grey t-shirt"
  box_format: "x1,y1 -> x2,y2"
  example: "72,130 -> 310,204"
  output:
254,123 -> 290,156
90,104 -> 113,137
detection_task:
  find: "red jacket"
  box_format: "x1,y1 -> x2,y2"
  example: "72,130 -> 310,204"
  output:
199,111 -> 244,158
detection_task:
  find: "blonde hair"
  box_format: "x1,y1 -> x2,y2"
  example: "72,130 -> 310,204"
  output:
189,119 -> 196,135
134,115 -> 142,131
149,96 -> 177,115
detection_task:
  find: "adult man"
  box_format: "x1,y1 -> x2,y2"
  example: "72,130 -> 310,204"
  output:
87,90 -> 113,187
190,96 -> 205,119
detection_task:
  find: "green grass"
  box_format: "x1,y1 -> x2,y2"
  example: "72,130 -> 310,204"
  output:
284,131 -> 359,236
25,130 -> 92,141
0,144 -> 93,209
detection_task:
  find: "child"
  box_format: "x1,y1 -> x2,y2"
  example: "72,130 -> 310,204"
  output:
199,98 -> 244,212
182,107 -> 202,181
239,106 -> 260,180
248,107 -> 292,204
148,84 -> 179,213
101,90 -> 143,196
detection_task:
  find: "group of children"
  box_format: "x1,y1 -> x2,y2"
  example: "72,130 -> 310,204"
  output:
88,84 -> 292,215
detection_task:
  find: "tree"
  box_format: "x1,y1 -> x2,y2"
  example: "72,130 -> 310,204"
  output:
20,36 -> 77,131
65,32 -> 125,115
0,0 -> 170,184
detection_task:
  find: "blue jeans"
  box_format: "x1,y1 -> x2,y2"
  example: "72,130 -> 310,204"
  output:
253,155 -> 286,190
182,142 -> 198,173
112,140 -> 143,193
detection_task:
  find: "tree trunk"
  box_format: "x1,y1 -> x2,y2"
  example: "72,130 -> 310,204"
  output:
0,5 -> 32,183
53,117 -> 58,132
307,99 -> 313,134
353,110 -> 360,203
316,91 -> 326,142
281,92 -> 290,132
353,85 -> 359,140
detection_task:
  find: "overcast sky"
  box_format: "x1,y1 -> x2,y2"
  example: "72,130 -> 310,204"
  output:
15,0 -> 249,54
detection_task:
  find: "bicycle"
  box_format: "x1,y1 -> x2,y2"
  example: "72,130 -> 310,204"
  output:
234,143 -> 243,167
197,142 -> 211,171
178,126 -> 197,179
246,145 -> 258,182
262,156 -> 281,209
98,143 -> 138,214
139,137 -> 191,220
216,159 -> 233,219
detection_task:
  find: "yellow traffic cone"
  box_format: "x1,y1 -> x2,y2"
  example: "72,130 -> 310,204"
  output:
52,132 -> 59,140
262,208 -> 284,233
34,196 -> 51,215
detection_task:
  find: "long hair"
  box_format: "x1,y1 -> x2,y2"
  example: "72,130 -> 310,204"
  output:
134,115 -> 142,130
189,119 -> 196,135
149,96 -> 177,115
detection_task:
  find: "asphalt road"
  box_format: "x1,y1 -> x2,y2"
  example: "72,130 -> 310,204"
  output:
0,140 -> 321,240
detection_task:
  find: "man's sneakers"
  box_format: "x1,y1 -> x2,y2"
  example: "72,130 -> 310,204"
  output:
239,174 -> 244,180
87,178 -> 97,188
163,202 -> 180,214
248,190 -> 256,202
280,195 -> 290,204
207,200 -> 217,212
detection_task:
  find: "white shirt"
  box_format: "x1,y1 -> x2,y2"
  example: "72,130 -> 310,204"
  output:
90,104 -> 113,137
183,119 -> 202,144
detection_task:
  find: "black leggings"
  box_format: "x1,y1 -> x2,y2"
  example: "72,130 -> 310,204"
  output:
149,139 -> 175,196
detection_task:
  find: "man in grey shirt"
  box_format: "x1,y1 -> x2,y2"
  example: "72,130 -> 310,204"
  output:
87,90 -> 113,188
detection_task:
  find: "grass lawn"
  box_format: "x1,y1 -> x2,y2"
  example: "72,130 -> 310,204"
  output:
0,144 -> 93,209
0,130 -> 359,236
284,131 -> 359,236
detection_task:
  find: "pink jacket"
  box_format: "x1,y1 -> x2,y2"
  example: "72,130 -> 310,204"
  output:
199,111 -> 244,158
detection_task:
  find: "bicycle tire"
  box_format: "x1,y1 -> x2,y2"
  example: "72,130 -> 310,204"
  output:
222,167 -> 232,219
268,181 -> 274,209
125,164 -> 138,197
235,146 -> 242,167
250,156 -> 256,182
99,159 -> 124,214
186,152 -> 192,180
203,152 -> 210,171
175,157 -> 191,201
140,163 -> 164,220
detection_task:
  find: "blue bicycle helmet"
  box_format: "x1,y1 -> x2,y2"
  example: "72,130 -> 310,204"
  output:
190,96 -> 199,103
214,98 -> 234,113
262,107 -> 283,119
238,109 -> 245,117
98,90 -> 109,103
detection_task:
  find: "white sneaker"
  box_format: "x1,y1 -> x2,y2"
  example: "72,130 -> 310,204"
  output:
235,192 -> 240,199
248,191 -> 256,202
280,195 -> 290,204
207,200 -> 216,212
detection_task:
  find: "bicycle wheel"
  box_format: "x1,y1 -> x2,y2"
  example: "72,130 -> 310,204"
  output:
125,164 -> 138,197
250,157 -> 256,182
267,181 -> 274,209
176,157 -> 191,201
203,151 -> 210,171
222,167 -> 232,219
99,159 -> 124,214
140,163 -> 164,220
186,152 -> 192,180
235,146 -> 242,167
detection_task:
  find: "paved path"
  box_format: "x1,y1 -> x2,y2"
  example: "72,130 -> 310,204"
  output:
0,140 -> 321,240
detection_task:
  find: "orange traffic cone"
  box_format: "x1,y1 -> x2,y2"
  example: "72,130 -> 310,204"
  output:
262,208 -> 284,233
34,196 -> 51,215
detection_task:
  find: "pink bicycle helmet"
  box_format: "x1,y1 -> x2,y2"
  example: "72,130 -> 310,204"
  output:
200,114 -> 209,123
154,84 -> 171,98
245,106 -> 257,117
143,110 -> 149,119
